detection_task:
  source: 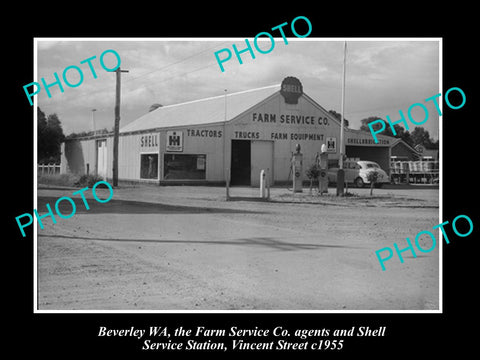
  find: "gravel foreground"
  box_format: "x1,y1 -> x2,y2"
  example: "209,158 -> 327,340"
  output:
36,184 -> 440,311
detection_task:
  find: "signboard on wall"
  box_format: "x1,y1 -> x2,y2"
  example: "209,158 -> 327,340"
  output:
346,137 -> 390,146
166,130 -> 183,152
280,76 -> 303,104
140,133 -> 159,150
326,137 -> 337,153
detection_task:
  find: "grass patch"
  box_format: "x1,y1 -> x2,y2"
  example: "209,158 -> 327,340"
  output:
37,173 -> 106,188
271,191 -> 418,207
37,173 -> 80,187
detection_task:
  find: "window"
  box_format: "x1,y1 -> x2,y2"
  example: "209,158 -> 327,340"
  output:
164,154 -> 206,180
328,159 -> 339,168
140,153 -> 158,179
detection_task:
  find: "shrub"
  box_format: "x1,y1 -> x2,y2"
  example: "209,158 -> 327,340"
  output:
366,170 -> 379,196
305,164 -> 320,180
75,174 -> 105,187
305,164 -> 321,193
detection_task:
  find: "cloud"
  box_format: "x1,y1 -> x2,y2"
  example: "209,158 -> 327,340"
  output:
35,39 -> 440,138
37,40 -> 62,51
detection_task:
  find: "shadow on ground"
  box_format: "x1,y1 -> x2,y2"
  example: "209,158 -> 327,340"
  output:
39,234 -> 361,252
37,196 -> 265,215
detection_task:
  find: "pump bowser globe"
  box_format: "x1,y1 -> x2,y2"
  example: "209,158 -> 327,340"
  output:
295,143 -> 301,154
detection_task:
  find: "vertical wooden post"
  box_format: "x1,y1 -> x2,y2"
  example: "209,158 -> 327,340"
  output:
112,68 -> 128,187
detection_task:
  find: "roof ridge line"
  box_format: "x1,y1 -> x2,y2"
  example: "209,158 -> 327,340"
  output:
157,83 -> 280,110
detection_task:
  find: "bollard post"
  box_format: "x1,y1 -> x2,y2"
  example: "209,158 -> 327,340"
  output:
226,168 -> 230,200
266,168 -> 271,200
337,169 -> 345,196
260,169 -> 266,198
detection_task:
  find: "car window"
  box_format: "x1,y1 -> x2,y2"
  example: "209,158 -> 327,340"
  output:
328,159 -> 339,168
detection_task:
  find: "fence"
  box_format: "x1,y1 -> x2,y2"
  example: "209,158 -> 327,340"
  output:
390,160 -> 439,184
38,163 -> 61,175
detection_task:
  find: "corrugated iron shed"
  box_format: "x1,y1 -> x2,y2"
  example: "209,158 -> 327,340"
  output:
120,84 -> 280,134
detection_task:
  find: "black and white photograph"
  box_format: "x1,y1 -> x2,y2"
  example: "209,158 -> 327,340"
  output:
8,8 -> 477,356
32,38 -> 441,311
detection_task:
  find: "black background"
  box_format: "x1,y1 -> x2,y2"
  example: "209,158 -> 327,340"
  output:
7,5 -> 477,358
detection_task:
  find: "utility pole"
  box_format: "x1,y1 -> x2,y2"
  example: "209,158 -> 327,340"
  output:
340,41 -> 347,171
112,67 -> 129,187
337,41 -> 347,196
91,108 -> 97,136
224,89 -> 228,199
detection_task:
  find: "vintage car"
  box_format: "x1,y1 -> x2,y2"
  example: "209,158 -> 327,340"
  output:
328,160 -> 390,188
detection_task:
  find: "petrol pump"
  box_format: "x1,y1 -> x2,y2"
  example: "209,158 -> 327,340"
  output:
292,144 -> 303,193
316,143 -> 329,194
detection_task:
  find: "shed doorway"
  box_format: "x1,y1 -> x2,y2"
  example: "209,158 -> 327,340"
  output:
230,140 -> 251,186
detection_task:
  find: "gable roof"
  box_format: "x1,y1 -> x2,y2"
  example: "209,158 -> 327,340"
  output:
421,148 -> 439,159
390,137 -> 420,154
120,84 -> 280,134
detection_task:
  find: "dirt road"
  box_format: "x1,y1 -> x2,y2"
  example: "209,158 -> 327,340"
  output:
36,185 -> 439,311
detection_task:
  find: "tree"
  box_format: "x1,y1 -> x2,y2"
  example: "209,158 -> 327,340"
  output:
360,116 -> 381,132
401,130 -> 414,147
410,127 -> 435,148
359,116 -> 414,145
65,127 -> 111,139
37,108 -> 48,160
37,109 -> 65,164
359,116 -> 404,137
328,110 -> 349,128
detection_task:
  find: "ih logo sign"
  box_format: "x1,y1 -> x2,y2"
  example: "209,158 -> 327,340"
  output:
166,131 -> 183,152
326,137 -> 337,153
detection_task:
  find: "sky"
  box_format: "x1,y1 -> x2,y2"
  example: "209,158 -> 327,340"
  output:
34,38 -> 440,140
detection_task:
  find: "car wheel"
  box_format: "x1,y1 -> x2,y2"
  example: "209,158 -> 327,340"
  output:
354,177 -> 364,188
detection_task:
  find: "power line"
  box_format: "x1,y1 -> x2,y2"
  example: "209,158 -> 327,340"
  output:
40,60 -> 221,116
121,41 -> 230,85
37,41 -> 230,109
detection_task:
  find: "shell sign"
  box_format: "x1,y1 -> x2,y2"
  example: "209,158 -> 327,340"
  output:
280,76 -> 303,104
